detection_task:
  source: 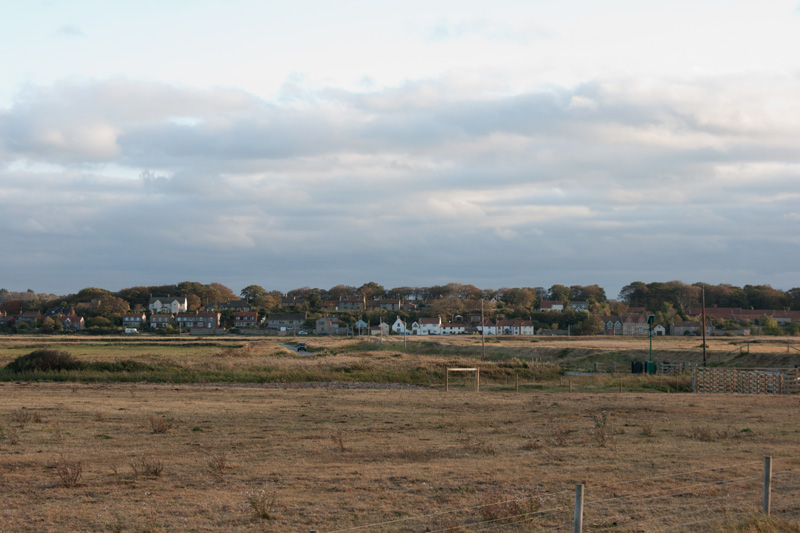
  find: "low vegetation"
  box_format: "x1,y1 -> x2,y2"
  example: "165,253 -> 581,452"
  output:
1,382 -> 798,531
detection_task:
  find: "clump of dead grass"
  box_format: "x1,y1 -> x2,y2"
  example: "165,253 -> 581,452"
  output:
245,486 -> 277,520
148,415 -> 171,434
129,453 -> 164,477
458,429 -> 497,455
330,430 -> 346,452
590,411 -> 616,448
208,452 -> 228,482
10,408 -> 31,425
549,423 -> 572,447
688,425 -> 741,442
55,456 -> 83,487
5,425 -> 20,445
478,491 -> 539,524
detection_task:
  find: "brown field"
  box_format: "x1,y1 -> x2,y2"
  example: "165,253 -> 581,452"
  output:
3,382 -> 800,532
2,335 -> 800,531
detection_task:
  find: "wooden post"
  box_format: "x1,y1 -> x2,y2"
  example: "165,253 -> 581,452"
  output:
476,368 -> 480,392
763,456 -> 772,515
574,483 -> 584,533
446,370 -> 449,392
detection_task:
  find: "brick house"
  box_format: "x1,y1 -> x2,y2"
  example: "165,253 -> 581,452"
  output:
150,313 -> 174,329
59,311 -> 85,331
122,312 -> 146,329
175,312 -> 221,330
234,311 -> 260,328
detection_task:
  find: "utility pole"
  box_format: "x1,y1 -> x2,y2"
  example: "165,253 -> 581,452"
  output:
481,299 -> 486,360
702,286 -> 707,366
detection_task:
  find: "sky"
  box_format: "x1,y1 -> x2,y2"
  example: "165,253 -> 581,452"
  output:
1,0 -> 799,299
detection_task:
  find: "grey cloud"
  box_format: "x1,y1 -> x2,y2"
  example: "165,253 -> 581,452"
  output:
1,74 -> 799,294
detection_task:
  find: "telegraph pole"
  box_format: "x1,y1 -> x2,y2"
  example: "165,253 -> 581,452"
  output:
481,299 -> 486,360
702,286 -> 707,366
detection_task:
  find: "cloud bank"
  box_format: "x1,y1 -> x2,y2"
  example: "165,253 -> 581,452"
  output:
1,71 -> 799,296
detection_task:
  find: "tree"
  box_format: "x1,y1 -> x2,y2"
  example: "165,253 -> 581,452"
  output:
97,295 -> 130,316
186,293 -> 202,310
87,316 -> 112,328
761,316 -> 781,335
0,299 -> 23,315
240,285 -> 267,304
326,285 -> 356,300
40,317 -> 56,333
307,293 -> 322,311
500,288 -> 537,309
570,285 -> 606,303
77,287 -> 110,301
618,282 -> 649,307
254,293 -> 281,310
548,284 -> 572,302
357,282 -> 385,300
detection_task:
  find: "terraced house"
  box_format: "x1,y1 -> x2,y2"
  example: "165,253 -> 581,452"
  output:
175,312 -> 220,330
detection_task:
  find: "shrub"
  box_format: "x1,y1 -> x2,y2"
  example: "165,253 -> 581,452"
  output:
129,453 -> 164,477
10,408 -> 32,425
245,487 -> 277,520
149,416 -> 171,434
6,349 -> 82,373
208,453 -> 227,482
330,430 -> 346,452
56,457 -> 83,487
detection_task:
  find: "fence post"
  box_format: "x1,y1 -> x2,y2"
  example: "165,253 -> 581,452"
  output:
574,483 -> 584,533
763,456 -> 772,515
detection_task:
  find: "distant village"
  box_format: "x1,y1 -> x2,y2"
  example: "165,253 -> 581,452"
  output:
1,281 -> 798,337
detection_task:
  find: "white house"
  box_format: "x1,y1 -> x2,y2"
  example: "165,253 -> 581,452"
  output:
476,319 -> 497,335
441,322 -> 467,335
370,322 -> 390,336
149,296 -> 188,314
540,301 -> 565,312
418,317 -> 442,335
391,317 -> 407,334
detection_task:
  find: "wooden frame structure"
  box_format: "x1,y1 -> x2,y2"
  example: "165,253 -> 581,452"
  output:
446,367 -> 480,392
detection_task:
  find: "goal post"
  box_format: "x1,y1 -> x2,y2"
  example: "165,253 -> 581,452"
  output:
446,367 -> 480,392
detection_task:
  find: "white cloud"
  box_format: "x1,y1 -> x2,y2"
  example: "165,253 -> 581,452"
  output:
1,67 -> 799,293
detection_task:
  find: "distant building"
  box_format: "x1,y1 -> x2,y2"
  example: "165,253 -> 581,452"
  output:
149,297 -> 188,314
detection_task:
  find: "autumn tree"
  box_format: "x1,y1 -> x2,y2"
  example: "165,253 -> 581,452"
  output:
240,285 -> 267,304
357,282 -> 385,300
548,284 -> 572,302
97,295 -> 130,315
326,285 -> 356,300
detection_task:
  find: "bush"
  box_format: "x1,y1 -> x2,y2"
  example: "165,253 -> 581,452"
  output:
6,349 -> 82,373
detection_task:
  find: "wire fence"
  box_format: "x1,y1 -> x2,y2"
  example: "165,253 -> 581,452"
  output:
321,456 -> 800,532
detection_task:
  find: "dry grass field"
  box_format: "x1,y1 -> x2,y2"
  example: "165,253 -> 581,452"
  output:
2,335 -> 800,531
2,383 -> 800,531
